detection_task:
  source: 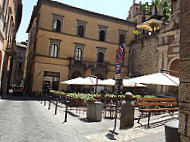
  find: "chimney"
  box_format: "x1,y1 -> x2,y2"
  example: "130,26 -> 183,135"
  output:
133,0 -> 136,4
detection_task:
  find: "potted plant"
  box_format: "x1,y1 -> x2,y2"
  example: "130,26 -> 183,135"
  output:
84,94 -> 96,104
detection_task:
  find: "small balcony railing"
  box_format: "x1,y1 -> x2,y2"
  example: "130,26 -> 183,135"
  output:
70,58 -> 108,70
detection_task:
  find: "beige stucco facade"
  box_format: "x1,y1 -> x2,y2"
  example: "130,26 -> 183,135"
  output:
0,0 -> 22,96
26,0 -> 136,93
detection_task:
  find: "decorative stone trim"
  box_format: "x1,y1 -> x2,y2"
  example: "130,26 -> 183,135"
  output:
118,29 -> 127,44
49,39 -> 61,57
52,14 -> 64,31
74,43 -> 85,61
76,20 -> 87,37
98,25 -> 108,41
96,47 -> 106,62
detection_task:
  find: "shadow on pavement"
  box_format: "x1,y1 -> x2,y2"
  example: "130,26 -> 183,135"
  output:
105,130 -> 118,140
136,117 -> 176,129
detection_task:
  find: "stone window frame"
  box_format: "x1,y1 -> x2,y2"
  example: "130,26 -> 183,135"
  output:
74,43 -> 85,61
49,39 -> 61,58
76,20 -> 87,37
96,47 -> 106,63
52,14 -> 64,32
118,29 -> 127,45
98,25 -> 108,41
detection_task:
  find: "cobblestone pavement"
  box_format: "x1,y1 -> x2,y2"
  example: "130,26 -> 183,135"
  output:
0,94 -> 178,142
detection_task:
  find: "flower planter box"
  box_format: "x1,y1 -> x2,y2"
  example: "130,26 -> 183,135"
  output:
86,101 -> 102,122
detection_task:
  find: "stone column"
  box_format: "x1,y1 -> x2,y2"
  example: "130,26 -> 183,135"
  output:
179,0 -> 190,141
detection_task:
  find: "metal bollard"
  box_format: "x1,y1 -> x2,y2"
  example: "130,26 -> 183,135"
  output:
40,93 -> 43,104
64,97 -> 69,122
55,98 -> 58,115
44,94 -> 46,106
48,96 -> 51,110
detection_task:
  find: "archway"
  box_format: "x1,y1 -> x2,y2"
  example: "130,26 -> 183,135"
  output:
168,58 -> 179,98
169,58 -> 179,77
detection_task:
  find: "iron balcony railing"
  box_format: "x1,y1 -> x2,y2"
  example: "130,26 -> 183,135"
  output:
70,58 -> 109,70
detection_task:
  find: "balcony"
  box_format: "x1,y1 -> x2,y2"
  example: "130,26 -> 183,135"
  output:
70,58 -> 109,70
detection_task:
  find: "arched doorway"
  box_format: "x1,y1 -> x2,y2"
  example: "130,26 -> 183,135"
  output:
169,59 -> 179,77
168,58 -> 179,98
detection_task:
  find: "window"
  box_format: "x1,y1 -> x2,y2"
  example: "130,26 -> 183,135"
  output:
77,20 -> 86,37
78,25 -> 84,37
50,44 -> 58,57
74,43 -> 84,61
49,39 -> 60,58
52,14 -> 63,32
119,30 -> 127,45
99,30 -> 105,41
99,25 -> 107,42
75,48 -> 82,61
96,47 -> 106,63
97,52 -> 104,63
119,34 -> 125,45
53,20 -> 61,32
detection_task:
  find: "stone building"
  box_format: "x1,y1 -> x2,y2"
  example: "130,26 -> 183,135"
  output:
26,0 -> 136,93
0,0 -> 22,97
179,0 -> 190,141
128,0 -> 180,96
10,42 -> 27,86
126,0 -> 151,25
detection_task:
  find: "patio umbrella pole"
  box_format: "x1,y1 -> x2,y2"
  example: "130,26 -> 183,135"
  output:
95,77 -> 98,94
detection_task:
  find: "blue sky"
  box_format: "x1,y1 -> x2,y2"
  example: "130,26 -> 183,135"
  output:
16,0 -> 152,42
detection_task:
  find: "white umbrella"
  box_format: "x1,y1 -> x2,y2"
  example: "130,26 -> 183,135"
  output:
123,79 -> 147,87
61,77 -> 103,85
127,73 -> 179,86
97,78 -> 146,87
82,77 -> 100,85
60,77 -> 85,85
97,78 -> 115,86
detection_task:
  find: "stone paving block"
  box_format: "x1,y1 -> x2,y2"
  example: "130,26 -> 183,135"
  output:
0,95 -> 179,142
